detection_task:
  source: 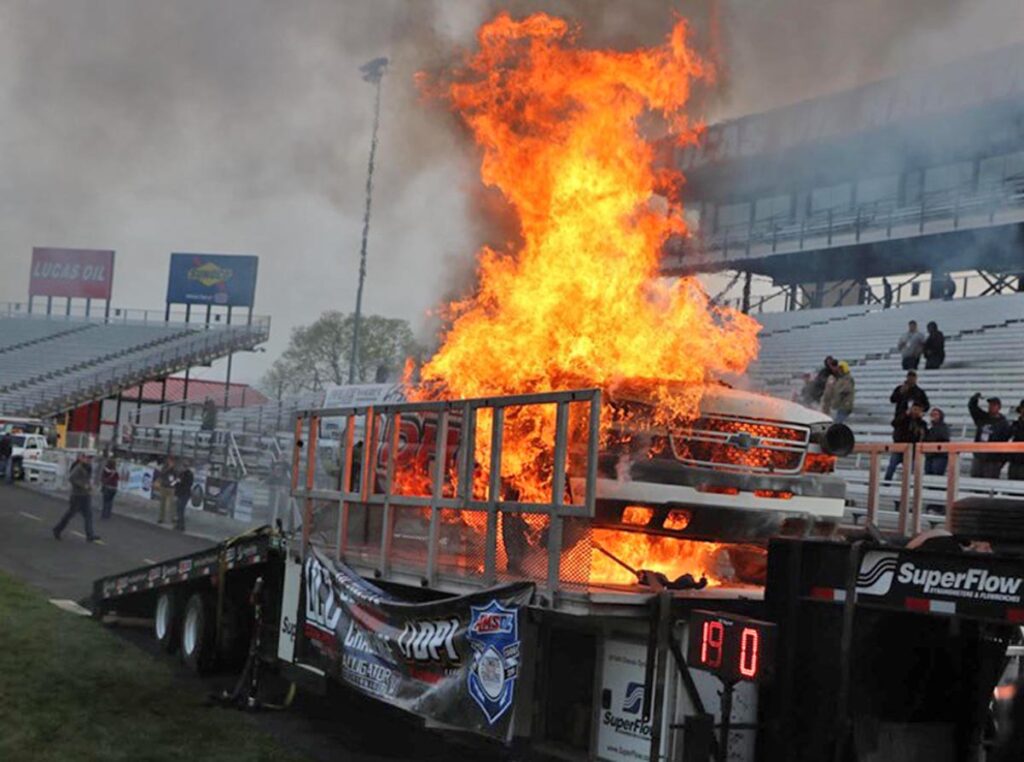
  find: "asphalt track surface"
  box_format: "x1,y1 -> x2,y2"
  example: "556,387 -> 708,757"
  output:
0,483 -> 211,601
0,485 -> 509,761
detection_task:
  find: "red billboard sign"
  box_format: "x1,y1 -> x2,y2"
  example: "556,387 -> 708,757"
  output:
30,248 -> 115,299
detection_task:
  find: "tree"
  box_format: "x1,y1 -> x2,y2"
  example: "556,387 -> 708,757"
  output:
259,312 -> 418,394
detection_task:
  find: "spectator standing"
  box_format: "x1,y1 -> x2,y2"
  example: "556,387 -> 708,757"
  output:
156,457 -> 177,524
53,454 -> 99,541
174,460 -> 194,531
201,399 -> 218,432
822,361 -> 855,423
100,457 -> 119,519
923,321 -> 946,370
890,371 -> 930,420
882,277 -> 893,309
968,393 -> 1011,478
924,408 -> 951,476
884,403 -> 928,482
1007,400 -> 1024,481
0,432 -> 12,484
809,356 -> 838,405
897,320 -> 926,370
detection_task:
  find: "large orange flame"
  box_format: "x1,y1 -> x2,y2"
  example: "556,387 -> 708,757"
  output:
413,12 -> 761,586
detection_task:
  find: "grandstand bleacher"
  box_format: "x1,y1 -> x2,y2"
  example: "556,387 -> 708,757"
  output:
750,293 -> 1024,441
0,308 -> 269,418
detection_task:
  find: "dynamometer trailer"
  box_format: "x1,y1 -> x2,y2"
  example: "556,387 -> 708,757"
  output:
93,389 -> 1024,761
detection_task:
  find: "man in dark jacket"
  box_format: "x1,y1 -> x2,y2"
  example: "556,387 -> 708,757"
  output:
923,321 -> 946,370
0,432 -> 12,484
885,403 -> 928,482
968,393 -> 1011,478
890,371 -> 930,420
1008,400 -> 1024,481
174,460 -> 194,531
53,454 -> 99,541
924,408 -> 951,476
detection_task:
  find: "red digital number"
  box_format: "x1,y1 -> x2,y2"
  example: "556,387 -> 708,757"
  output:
701,620 -> 724,668
739,627 -> 759,678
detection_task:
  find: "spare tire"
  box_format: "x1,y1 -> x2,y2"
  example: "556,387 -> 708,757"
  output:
950,497 -> 1024,542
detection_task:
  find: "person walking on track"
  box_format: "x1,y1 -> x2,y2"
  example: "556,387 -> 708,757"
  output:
53,454 -> 100,542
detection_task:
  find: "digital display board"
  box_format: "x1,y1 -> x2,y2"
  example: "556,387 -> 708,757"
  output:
686,610 -> 776,684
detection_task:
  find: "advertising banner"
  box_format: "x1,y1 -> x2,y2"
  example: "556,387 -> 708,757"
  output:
298,549 -> 534,739
166,253 -> 258,307
118,464 -> 154,500
203,476 -> 237,516
30,248 -> 115,299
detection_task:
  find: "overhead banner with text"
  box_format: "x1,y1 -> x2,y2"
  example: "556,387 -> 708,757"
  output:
298,549 -> 534,740
166,253 -> 258,307
30,248 -> 115,299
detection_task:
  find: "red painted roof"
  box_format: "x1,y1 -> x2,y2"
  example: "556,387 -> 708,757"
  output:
121,377 -> 268,407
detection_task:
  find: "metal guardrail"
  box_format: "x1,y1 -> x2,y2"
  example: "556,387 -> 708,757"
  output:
0,301 -> 272,329
852,440 -> 1024,536
292,388 -> 602,597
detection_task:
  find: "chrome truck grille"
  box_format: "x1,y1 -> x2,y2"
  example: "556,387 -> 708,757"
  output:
668,416 -> 809,474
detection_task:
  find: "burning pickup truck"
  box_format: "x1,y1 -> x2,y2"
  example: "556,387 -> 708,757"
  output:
321,381 -> 853,589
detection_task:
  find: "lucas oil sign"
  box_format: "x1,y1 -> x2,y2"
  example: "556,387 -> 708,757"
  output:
297,549 -> 533,739
30,248 -> 115,299
166,253 -> 258,307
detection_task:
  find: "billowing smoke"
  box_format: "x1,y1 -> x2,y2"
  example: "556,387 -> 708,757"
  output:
0,1 -> 1019,382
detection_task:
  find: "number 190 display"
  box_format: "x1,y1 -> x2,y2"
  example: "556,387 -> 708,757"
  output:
686,610 -> 777,684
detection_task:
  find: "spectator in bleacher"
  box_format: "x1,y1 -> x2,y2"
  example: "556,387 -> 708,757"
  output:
1006,400 -> 1024,481
174,459 -> 194,531
897,320 -> 926,370
884,402 -> 928,482
968,393 -> 1011,478
822,361 -> 855,423
201,398 -> 218,432
100,457 -> 119,519
156,457 -> 177,524
882,277 -> 893,309
890,371 -> 930,420
924,408 -> 951,476
0,432 -> 12,484
923,321 -> 946,370
808,356 -> 838,404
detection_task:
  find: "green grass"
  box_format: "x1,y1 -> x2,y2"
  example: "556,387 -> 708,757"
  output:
0,573 -> 306,762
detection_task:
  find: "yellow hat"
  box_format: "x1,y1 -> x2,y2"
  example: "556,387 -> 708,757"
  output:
838,361 -> 850,373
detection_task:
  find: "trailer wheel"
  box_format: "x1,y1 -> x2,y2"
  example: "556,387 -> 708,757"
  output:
180,592 -> 216,673
154,590 -> 179,653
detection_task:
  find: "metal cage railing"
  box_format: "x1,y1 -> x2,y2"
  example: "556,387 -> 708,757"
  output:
291,388 -> 602,597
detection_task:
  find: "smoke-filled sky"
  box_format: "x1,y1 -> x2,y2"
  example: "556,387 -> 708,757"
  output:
0,0 -> 1021,385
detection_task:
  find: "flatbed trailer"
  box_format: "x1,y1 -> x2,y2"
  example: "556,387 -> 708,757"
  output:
92,389 -> 1024,761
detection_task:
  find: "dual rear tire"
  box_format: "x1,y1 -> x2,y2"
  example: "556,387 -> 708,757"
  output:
153,590 -> 217,673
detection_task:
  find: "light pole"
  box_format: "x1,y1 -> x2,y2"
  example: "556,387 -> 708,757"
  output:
348,55 -> 388,385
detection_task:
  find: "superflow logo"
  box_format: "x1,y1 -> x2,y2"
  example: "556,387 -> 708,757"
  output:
622,682 -> 645,715
856,551 -> 899,596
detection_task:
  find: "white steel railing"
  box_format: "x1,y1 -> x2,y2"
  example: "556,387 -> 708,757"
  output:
0,301 -> 271,330
850,440 -> 1024,536
291,388 -> 602,596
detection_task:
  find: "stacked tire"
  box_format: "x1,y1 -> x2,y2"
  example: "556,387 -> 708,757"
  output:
950,498 -> 1024,543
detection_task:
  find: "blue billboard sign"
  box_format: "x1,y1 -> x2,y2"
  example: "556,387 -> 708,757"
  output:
166,253 -> 258,307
